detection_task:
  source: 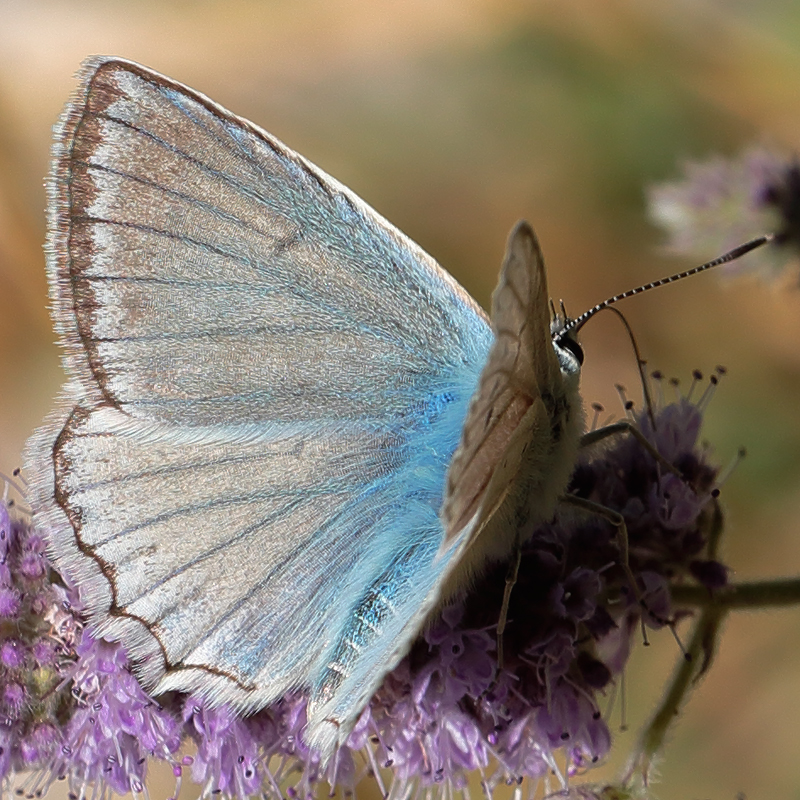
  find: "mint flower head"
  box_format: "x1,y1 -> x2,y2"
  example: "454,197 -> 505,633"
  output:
648,146 -> 800,279
0,494 -> 184,799
2,377 -> 727,799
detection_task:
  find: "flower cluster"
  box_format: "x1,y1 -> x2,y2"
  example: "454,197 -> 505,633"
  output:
648,145 -> 800,279
0,498 -> 67,791
1,379 -> 726,799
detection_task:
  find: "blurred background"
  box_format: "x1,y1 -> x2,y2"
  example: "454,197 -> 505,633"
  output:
1,1 -> 799,797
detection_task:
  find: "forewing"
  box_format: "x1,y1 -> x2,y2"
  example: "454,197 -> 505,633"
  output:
440,221 -> 560,542
45,57 -> 490,427
26,57 -> 493,751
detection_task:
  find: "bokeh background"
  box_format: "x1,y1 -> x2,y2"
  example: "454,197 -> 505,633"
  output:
2,1 -> 800,798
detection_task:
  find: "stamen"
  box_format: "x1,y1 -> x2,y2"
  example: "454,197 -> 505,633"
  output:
667,623 -> 692,663
590,402 -> 604,432
715,447 -> 747,490
686,370 -> 704,403
697,371 -> 723,412
650,370 -> 665,409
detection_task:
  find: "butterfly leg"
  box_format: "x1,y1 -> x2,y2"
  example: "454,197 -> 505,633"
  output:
580,420 -> 684,483
496,537 -> 522,671
559,493 -> 664,639
560,493 -> 634,588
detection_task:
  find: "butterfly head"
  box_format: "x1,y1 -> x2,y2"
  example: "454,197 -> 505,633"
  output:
550,303 -> 584,379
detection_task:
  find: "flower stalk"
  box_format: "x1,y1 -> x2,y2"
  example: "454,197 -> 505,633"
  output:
671,577 -> 800,611
620,604 -> 725,789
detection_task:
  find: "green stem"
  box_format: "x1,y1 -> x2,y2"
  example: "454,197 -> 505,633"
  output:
619,574 -> 800,787
619,605 -> 724,788
671,577 -> 800,610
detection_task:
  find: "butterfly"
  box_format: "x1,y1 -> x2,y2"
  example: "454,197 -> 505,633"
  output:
25,56 -> 600,761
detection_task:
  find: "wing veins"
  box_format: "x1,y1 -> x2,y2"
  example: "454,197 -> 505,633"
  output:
74,156 -> 283,242
72,213 -> 265,267
82,484 -> 344,549
86,109 -> 286,215
71,216 -> 434,357
78,274 -> 407,346
179,488 -> 405,657
116,494 -> 312,606
154,81 -> 339,207
63,443 -> 309,493
89,324 -> 350,344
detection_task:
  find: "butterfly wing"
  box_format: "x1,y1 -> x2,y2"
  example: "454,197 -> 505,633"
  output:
25,57 -> 493,755
439,223 -> 581,592
441,223 -> 560,536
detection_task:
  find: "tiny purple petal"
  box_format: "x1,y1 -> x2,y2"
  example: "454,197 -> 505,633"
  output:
0,586 -> 21,617
1,638 -> 25,669
185,701 -> 263,799
32,639 -> 57,666
639,571 -> 672,628
3,681 -> 26,715
19,551 -> 46,580
18,723 -> 60,766
0,504 -> 10,557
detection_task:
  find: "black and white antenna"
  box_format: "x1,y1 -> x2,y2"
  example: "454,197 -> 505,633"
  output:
556,234 -> 775,340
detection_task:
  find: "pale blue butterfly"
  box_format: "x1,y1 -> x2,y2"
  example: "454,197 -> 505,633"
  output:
25,56 -> 596,760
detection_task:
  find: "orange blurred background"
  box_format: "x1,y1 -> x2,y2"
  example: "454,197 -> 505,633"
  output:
2,2 -> 800,798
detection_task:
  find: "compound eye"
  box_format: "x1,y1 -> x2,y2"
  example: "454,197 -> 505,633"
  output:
560,336 -> 584,366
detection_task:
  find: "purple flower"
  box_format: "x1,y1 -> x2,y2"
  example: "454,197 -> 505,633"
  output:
184,701 -> 263,799
1,379 -> 726,798
648,146 -> 800,279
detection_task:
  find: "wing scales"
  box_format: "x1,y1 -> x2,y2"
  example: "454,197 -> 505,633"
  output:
53,60 -> 490,427
27,56 -> 495,755
42,386 -> 475,710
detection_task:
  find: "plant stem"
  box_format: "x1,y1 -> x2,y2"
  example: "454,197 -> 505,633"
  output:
618,605 -> 724,788
671,577 -> 800,610
620,574 -> 800,787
